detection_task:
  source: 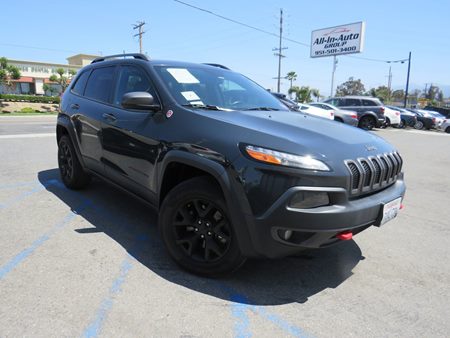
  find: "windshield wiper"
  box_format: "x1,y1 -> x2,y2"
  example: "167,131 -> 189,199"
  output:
182,104 -> 228,111
245,107 -> 280,111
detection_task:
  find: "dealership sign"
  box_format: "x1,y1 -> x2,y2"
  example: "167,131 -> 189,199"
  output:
310,22 -> 365,58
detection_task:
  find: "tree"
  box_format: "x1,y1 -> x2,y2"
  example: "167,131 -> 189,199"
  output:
335,77 -> 366,96
392,89 -> 405,101
43,83 -> 58,96
310,88 -> 321,102
368,86 -> 391,102
49,68 -> 76,93
424,85 -> 444,103
289,86 -> 312,103
285,71 -> 297,91
0,57 -> 21,88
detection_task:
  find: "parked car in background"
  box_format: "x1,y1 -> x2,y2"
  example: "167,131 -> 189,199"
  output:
324,96 -> 385,130
271,92 -> 299,111
297,103 -> 334,120
422,110 -> 446,129
406,109 -> 436,130
310,102 -> 358,127
386,106 -> 417,128
440,118 -> 450,133
383,106 -> 401,127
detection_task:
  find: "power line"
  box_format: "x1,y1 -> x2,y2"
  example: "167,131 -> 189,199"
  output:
173,0 -> 408,64
0,42 -> 79,54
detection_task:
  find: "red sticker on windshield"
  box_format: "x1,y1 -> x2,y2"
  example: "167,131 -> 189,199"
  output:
166,110 -> 174,118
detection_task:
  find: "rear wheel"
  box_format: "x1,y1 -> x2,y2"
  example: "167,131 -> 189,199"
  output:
159,176 -> 246,276
358,116 -> 376,130
414,121 -> 424,130
445,127 -> 450,134
58,135 -> 90,189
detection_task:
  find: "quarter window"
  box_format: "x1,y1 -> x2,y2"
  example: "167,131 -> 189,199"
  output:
362,99 -> 377,107
84,66 -> 115,103
71,71 -> 90,96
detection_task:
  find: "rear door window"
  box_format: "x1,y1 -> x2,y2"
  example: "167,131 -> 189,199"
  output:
84,66 -> 116,103
362,99 -> 378,107
343,98 -> 360,107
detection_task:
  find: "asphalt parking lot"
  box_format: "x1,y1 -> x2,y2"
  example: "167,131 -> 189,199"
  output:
0,115 -> 449,337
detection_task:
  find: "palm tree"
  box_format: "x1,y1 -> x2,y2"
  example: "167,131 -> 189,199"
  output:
310,88 -> 321,102
285,71 -> 297,91
288,86 -> 311,103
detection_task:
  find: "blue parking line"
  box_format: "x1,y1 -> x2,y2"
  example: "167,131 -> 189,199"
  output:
218,283 -> 310,338
0,199 -> 91,280
0,181 -> 37,190
82,257 -> 133,338
81,234 -> 148,338
0,179 -> 59,211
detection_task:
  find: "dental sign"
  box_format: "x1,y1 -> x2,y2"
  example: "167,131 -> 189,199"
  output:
310,22 -> 365,58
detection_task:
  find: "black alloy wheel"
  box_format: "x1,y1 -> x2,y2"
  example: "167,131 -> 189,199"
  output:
58,135 -> 91,189
58,139 -> 73,183
173,199 -> 231,263
359,116 -> 375,130
159,176 -> 245,276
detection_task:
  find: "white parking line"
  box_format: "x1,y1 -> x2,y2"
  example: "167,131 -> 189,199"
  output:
0,133 -> 55,139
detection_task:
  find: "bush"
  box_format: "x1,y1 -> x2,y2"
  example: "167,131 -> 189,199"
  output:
20,107 -> 39,113
0,94 -> 60,104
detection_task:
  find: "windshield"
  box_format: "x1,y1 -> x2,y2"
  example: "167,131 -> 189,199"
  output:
154,65 -> 288,111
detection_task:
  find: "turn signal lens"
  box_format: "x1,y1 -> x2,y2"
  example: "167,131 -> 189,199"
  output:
245,145 -> 330,171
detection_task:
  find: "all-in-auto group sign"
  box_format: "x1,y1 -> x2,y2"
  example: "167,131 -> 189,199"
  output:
310,22 -> 366,58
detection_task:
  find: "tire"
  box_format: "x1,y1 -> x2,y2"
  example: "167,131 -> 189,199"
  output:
414,121 -> 424,130
446,127 -> 450,134
58,134 -> 91,189
385,117 -> 391,127
399,119 -> 405,129
358,116 -> 376,130
159,176 -> 246,276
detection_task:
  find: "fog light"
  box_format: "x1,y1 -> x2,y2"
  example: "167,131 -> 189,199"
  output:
289,191 -> 329,209
278,229 -> 293,241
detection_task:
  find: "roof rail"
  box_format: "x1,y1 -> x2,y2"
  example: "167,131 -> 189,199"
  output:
91,53 -> 149,64
203,63 -> 230,70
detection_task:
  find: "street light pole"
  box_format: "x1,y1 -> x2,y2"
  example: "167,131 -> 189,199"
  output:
404,51 -> 411,108
330,56 -> 337,98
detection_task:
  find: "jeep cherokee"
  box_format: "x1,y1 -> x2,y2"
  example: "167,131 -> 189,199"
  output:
56,54 -> 406,276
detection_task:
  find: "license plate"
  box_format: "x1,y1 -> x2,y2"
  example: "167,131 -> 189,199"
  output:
379,197 -> 402,226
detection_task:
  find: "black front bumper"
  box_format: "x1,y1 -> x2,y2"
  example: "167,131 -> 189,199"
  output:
245,177 -> 406,258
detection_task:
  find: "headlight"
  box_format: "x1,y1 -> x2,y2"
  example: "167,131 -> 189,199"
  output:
244,145 -> 330,171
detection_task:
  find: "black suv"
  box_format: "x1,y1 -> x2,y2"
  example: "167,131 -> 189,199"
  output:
324,96 -> 386,130
57,54 -> 406,275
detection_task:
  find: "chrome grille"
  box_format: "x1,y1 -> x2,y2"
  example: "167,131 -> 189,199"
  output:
345,152 -> 403,195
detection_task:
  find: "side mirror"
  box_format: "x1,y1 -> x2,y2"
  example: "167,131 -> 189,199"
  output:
121,92 -> 161,111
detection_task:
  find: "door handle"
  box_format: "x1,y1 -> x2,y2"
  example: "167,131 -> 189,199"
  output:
102,113 -> 117,122
71,103 -> 79,110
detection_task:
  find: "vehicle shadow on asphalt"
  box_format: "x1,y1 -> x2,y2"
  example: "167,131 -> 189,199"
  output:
38,169 -> 364,306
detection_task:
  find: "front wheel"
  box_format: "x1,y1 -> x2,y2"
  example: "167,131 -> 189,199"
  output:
399,119 -> 406,129
159,176 -> 246,276
445,127 -> 450,134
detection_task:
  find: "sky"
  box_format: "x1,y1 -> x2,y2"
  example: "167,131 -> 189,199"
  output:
2,0 -> 450,97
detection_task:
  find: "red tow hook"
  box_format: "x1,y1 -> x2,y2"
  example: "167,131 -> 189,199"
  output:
400,203 -> 404,210
337,231 -> 353,241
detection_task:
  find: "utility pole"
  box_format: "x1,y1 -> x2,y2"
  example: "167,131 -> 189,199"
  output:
403,51 -> 411,108
387,65 -> 392,102
272,9 -> 287,92
330,56 -> 338,98
133,21 -> 146,54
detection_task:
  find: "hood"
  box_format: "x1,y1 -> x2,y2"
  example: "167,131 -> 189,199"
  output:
198,109 -> 397,167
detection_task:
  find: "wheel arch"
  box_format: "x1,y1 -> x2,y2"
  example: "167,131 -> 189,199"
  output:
56,114 -> 86,168
157,150 -> 256,257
